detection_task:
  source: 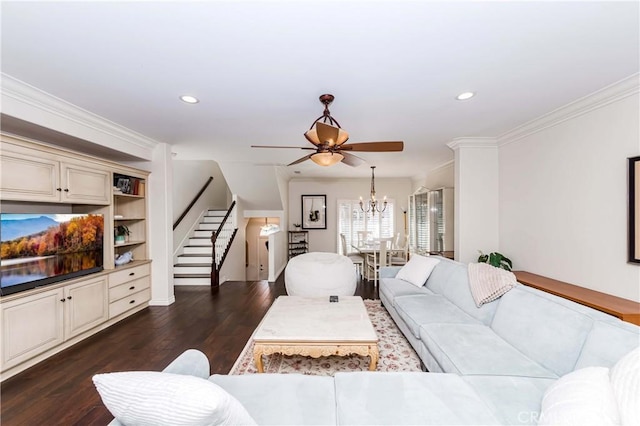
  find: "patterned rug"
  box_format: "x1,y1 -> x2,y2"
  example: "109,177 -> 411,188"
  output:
229,299 -> 422,375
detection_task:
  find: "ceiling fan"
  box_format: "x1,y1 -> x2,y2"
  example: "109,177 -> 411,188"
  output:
251,94 -> 404,167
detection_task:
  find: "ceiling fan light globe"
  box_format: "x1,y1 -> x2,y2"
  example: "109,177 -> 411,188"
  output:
336,128 -> 349,145
304,128 -> 321,145
310,152 -> 344,166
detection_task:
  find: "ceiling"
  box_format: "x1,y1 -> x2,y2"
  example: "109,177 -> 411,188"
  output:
1,1 -> 638,179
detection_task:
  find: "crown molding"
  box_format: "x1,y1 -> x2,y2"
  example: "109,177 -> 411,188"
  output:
1,73 -> 160,156
498,73 -> 640,146
447,137 -> 498,151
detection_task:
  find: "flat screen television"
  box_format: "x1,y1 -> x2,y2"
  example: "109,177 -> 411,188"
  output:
0,213 -> 104,296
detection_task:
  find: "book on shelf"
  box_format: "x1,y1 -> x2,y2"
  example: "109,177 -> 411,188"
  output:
114,174 -> 145,196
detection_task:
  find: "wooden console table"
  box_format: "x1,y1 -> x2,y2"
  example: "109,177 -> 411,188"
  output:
514,271 -> 640,326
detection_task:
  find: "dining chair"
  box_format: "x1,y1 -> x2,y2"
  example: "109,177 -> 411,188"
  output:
340,233 -> 364,278
365,237 -> 392,286
390,233 -> 409,266
356,231 -> 370,247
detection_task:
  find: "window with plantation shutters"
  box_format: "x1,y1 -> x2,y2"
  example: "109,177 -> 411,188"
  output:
337,199 -> 395,254
409,192 -> 430,253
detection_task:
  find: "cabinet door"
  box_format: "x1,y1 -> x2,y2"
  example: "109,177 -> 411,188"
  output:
60,162 -> 111,205
64,277 -> 108,339
0,150 -> 60,202
0,288 -> 65,371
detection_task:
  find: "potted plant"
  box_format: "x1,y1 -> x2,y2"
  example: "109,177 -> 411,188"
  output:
115,225 -> 130,245
477,250 -> 512,271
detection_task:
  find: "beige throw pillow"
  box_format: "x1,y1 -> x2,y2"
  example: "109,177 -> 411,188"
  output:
467,262 -> 517,307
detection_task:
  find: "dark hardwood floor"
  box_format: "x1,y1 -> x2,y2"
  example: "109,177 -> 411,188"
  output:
0,274 -> 378,425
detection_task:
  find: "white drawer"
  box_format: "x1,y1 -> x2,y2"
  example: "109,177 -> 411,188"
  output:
109,276 -> 150,303
109,263 -> 150,288
109,288 -> 150,319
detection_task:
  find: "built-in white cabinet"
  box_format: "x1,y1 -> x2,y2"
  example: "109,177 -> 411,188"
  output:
0,133 -> 151,381
108,263 -> 151,319
64,277 -> 109,339
0,140 -> 110,204
1,287 -> 65,371
0,277 -> 108,371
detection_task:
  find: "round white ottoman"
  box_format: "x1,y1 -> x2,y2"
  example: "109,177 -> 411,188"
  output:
285,252 -> 357,297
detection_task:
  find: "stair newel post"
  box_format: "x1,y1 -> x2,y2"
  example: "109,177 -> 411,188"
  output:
211,230 -> 220,291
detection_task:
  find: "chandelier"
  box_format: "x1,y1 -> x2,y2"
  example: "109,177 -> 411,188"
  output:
360,166 -> 387,215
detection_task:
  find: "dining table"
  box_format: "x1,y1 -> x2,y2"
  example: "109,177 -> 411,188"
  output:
352,242 -> 385,283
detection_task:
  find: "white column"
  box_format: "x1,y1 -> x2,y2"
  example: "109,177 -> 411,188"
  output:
148,143 -> 175,305
446,138 -> 499,264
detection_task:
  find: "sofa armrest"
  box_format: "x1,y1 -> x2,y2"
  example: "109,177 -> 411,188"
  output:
162,349 -> 211,379
379,266 -> 403,279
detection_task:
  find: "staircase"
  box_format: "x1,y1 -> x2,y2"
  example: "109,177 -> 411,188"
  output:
174,209 -> 231,285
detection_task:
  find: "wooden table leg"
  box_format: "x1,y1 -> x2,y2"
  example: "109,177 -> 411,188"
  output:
253,345 -> 265,373
368,345 -> 379,371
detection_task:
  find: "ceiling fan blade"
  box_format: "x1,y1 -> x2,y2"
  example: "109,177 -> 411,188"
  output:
287,154 -> 313,166
340,152 -> 366,167
340,141 -> 404,152
251,145 -> 315,150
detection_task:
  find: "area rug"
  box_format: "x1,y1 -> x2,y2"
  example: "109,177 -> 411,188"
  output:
229,299 -> 422,375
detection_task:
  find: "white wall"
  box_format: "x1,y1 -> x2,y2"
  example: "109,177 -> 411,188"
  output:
172,160 -> 230,220
412,161 -> 455,192
499,84 -> 640,302
172,160 -> 230,258
145,143 -> 175,305
448,138 -> 500,264
289,177 -> 413,253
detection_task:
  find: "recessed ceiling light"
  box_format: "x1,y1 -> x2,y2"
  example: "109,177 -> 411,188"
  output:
180,95 -> 199,104
456,92 -> 475,101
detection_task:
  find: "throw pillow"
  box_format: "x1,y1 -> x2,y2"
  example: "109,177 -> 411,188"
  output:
395,254 -> 440,287
539,366 -> 620,426
467,262 -> 517,307
93,371 -> 256,426
610,347 -> 640,426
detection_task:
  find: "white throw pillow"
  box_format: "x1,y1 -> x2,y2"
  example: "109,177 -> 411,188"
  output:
395,254 -> 440,287
610,347 -> 640,426
539,366 -> 620,426
93,371 -> 256,426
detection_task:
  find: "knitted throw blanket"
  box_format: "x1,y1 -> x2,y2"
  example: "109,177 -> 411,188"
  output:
468,263 -> 517,307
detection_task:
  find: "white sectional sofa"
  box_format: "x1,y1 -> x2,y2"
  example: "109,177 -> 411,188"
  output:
99,256 -> 640,425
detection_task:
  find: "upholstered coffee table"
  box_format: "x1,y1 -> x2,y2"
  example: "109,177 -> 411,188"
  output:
253,296 -> 379,372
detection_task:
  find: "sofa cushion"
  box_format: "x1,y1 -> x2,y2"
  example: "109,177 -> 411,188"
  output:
379,277 -> 432,307
539,367 -> 619,426
574,320 -> 640,369
491,287 -> 593,376
439,265 -> 500,325
463,375 -> 555,425
424,256 -> 459,295
210,373 -> 336,425
334,372 -> 502,425
394,294 -> 479,339
93,371 -> 256,426
419,323 -> 556,378
395,254 -> 440,287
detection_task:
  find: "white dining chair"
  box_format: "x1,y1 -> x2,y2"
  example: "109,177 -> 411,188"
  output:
340,233 -> 364,278
365,237 -> 393,286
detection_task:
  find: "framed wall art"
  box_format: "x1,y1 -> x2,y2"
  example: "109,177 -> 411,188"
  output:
629,156 -> 640,263
302,194 -> 327,230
